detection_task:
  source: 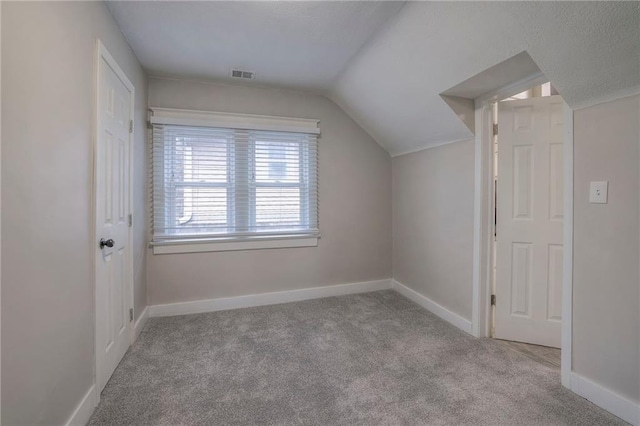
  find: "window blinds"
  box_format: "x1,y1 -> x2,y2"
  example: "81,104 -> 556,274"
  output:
151,123 -> 318,243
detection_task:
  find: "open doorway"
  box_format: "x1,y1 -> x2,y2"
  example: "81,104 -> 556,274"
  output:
489,82 -> 564,368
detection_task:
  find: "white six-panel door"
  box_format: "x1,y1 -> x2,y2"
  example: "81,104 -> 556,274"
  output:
95,42 -> 134,393
495,95 -> 563,348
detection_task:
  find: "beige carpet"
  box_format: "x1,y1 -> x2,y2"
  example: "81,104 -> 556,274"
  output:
89,290 -> 626,425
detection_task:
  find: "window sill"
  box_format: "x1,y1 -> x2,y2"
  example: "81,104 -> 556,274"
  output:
151,235 -> 319,255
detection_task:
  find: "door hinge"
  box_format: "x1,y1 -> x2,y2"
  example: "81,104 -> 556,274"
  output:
492,123 -> 499,136
129,308 -> 134,322
129,120 -> 134,134
128,213 -> 133,227
491,294 -> 496,306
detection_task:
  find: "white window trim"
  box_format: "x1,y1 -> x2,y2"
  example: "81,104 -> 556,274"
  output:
149,107 -> 320,134
149,107 -> 320,254
151,235 -> 319,254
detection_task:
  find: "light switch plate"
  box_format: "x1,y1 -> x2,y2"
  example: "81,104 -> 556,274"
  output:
589,181 -> 608,204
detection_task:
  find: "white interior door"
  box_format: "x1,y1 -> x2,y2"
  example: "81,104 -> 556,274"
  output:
95,43 -> 134,393
495,95 -> 564,348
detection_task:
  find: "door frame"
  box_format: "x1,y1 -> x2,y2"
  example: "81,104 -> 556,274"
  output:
93,39 -> 135,402
470,72 -> 573,388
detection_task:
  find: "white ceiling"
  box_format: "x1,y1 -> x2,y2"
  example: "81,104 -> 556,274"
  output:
108,1 -> 640,157
106,1 -> 404,91
330,1 -> 640,155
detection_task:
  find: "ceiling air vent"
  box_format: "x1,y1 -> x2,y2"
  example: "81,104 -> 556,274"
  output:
230,69 -> 255,80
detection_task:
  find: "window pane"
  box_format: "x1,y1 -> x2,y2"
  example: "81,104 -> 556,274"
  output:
165,127 -> 232,236
254,141 -> 300,183
255,187 -> 302,228
176,137 -> 228,183
173,186 -> 228,234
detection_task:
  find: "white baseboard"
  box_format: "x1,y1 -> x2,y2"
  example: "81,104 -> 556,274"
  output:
134,306 -> 149,341
65,384 -> 97,426
148,279 -> 393,317
391,279 -> 473,335
570,373 -> 639,425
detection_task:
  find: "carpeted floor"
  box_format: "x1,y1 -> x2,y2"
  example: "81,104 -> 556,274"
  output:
89,290 -> 626,425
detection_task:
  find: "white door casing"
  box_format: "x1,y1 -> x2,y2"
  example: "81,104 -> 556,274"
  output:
495,95 -> 563,348
95,40 -> 134,394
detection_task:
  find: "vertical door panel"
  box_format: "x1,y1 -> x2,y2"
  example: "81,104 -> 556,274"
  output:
510,242 -> 532,317
512,145 -> 533,219
547,244 -> 563,321
549,143 -> 564,221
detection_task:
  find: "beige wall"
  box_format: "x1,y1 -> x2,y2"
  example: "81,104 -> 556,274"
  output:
392,140 -> 475,320
147,77 -> 392,305
1,2 -> 147,424
573,94 -> 640,403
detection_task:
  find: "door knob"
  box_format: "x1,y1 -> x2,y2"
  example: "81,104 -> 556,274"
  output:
99,238 -> 114,249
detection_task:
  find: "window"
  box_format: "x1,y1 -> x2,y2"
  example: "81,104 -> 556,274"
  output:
150,109 -> 319,253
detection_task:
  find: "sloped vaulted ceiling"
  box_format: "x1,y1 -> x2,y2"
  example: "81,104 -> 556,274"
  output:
106,1 -> 405,91
107,1 -> 639,157
329,1 -> 640,156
